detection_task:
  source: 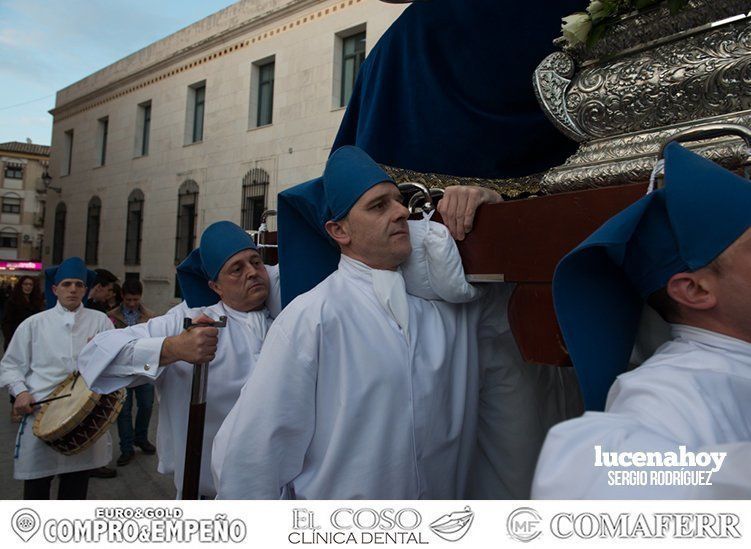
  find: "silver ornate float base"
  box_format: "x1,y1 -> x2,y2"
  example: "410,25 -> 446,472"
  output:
534,0 -> 751,194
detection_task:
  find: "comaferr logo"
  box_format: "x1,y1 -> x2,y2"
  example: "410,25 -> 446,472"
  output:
506,507 -> 542,542
550,513 -> 742,539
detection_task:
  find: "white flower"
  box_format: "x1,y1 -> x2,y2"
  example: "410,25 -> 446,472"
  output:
561,13 -> 593,46
587,1 -> 609,21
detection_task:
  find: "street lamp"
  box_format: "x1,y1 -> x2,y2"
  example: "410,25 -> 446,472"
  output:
41,170 -> 61,193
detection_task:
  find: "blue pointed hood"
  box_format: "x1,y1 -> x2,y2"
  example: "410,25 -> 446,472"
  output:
554,143 -> 751,410
176,221 -> 257,307
44,256 -> 96,309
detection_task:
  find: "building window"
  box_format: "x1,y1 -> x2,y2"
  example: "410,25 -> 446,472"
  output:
0,228 -> 18,249
1,194 -> 21,214
186,82 -> 206,144
175,180 -> 198,263
136,101 -> 151,156
3,164 -> 23,180
85,196 -> 101,265
125,189 -> 144,265
241,168 -> 269,230
97,117 -> 109,166
52,202 -> 66,263
257,61 -> 274,126
62,130 -> 74,176
340,31 -> 366,107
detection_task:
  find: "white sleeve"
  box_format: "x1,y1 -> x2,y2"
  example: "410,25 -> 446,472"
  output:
78,312 -> 185,393
531,411 -> 686,499
0,319 -> 32,394
402,219 -> 479,303
212,323 -> 317,499
531,375 -> 718,500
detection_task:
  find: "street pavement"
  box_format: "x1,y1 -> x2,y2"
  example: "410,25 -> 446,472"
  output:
1,388 -> 177,500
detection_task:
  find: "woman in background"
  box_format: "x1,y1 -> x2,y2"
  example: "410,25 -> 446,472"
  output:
2,275 -> 44,422
2,276 -> 44,350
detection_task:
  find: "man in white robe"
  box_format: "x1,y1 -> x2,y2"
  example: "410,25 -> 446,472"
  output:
0,257 -> 114,499
212,145 -> 511,499
533,143 -> 751,499
78,221 -> 277,498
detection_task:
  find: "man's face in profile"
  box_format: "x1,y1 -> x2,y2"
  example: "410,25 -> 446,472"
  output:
90,282 -> 113,303
333,182 -> 412,270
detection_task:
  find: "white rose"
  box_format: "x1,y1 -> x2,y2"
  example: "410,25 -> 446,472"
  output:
561,13 -> 593,46
587,1 -> 608,21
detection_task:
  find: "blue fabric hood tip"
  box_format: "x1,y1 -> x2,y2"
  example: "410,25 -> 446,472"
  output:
176,221 -> 257,308
278,146 -> 395,308
553,142 -> 751,411
44,256 -> 96,309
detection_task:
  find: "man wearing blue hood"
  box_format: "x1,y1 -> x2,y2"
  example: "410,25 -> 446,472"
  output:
532,144 -> 751,498
212,146 -> 511,499
78,221 -> 280,498
0,257 -> 114,499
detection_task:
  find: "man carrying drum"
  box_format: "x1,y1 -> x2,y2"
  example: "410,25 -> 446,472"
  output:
0,256 -> 115,499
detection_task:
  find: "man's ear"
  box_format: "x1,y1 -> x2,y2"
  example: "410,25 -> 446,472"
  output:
325,220 -> 351,247
208,280 -> 222,298
666,271 -> 717,311
51,284 -> 58,297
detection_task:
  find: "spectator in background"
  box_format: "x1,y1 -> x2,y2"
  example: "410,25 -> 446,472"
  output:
3,276 -> 44,422
3,277 -> 44,350
83,268 -> 120,479
108,279 -> 157,466
108,283 -> 123,310
108,280 -> 154,329
85,269 -> 118,313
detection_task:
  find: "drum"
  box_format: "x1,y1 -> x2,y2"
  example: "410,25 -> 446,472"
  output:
33,373 -> 126,456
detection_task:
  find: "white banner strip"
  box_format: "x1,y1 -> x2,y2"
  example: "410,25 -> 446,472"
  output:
1,500 -> 748,549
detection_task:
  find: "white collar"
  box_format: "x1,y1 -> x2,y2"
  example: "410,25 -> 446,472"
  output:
672,324 -> 751,353
338,255 -> 410,339
670,324 -> 751,375
54,301 -> 83,316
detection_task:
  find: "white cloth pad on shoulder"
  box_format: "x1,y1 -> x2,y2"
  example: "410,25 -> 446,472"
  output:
402,216 -> 479,303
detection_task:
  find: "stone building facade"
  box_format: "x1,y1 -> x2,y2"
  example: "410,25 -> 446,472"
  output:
45,0 -> 405,312
0,141 -> 49,283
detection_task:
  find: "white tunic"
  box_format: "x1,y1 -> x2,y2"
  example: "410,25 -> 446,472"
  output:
78,301 -> 272,498
467,335 -> 582,499
532,325 -> 751,499
212,255 -> 511,499
0,302 -> 114,480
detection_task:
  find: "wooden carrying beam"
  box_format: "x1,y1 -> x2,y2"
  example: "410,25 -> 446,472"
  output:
264,182 -> 648,367
456,182 -> 648,366
456,182 -> 648,282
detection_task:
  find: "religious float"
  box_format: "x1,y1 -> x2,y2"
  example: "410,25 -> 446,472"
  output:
384,0 -> 751,367
255,0 -> 751,368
